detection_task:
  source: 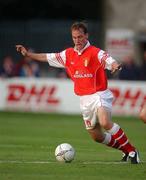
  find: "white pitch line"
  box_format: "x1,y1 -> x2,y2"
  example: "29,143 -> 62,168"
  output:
0,160 -> 54,164
83,161 -> 146,165
0,160 -> 146,165
0,144 -> 49,149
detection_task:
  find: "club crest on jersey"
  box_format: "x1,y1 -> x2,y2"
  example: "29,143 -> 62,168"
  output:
84,58 -> 89,67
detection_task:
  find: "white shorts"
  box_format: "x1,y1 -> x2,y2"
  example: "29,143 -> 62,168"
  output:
79,89 -> 114,130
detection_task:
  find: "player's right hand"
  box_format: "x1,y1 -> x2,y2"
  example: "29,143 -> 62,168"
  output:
16,45 -> 27,56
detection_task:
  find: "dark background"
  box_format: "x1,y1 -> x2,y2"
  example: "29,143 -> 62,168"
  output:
0,0 -> 103,21
0,0 -> 104,69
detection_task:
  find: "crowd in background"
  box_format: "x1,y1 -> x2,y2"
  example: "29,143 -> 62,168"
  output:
0,49 -> 146,81
117,51 -> 146,81
0,48 -> 68,79
0,54 -> 40,78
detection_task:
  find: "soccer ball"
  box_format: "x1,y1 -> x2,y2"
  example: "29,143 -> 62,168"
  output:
55,143 -> 75,163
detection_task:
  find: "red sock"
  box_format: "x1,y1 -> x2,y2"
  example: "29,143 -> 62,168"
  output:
108,123 -> 135,153
112,128 -> 135,153
102,132 -> 122,151
107,135 -> 120,149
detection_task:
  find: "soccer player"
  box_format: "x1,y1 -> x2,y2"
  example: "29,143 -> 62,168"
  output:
139,104 -> 146,124
16,21 -> 140,164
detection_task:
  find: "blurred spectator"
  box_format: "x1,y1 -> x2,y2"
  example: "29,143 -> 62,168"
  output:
14,55 -> 30,76
19,61 -> 40,77
119,56 -> 141,80
30,62 -> 40,77
19,63 -> 33,77
45,66 -> 67,78
0,55 -> 15,78
15,48 -> 40,77
140,50 -> 146,80
56,68 -> 68,78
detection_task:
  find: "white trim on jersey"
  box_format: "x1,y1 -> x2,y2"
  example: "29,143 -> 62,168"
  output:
74,41 -> 90,55
46,44 -> 116,71
98,50 -> 116,70
46,50 -> 66,68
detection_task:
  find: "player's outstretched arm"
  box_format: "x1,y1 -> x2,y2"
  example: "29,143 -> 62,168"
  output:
15,45 -> 48,62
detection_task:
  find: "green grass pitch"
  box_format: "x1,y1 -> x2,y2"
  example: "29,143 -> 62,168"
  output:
0,111 -> 146,180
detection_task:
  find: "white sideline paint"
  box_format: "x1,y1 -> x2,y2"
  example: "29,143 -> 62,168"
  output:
0,160 -> 53,164
0,160 -> 145,165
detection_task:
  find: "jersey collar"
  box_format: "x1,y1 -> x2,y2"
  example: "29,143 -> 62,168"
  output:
74,41 -> 90,55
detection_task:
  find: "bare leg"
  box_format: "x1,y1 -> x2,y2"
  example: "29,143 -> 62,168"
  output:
97,106 -> 135,153
96,107 -> 113,130
87,109 -> 119,150
87,122 -> 105,142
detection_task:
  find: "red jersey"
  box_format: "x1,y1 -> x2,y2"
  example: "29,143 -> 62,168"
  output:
65,46 -> 107,95
46,41 -> 116,96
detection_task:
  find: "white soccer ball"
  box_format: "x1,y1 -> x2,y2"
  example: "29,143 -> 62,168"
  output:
55,143 -> 75,163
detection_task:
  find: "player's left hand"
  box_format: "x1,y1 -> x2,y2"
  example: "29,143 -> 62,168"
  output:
111,62 -> 122,74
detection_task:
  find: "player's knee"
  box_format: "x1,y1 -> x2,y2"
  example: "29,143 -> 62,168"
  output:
99,121 -> 106,129
99,120 -> 112,130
